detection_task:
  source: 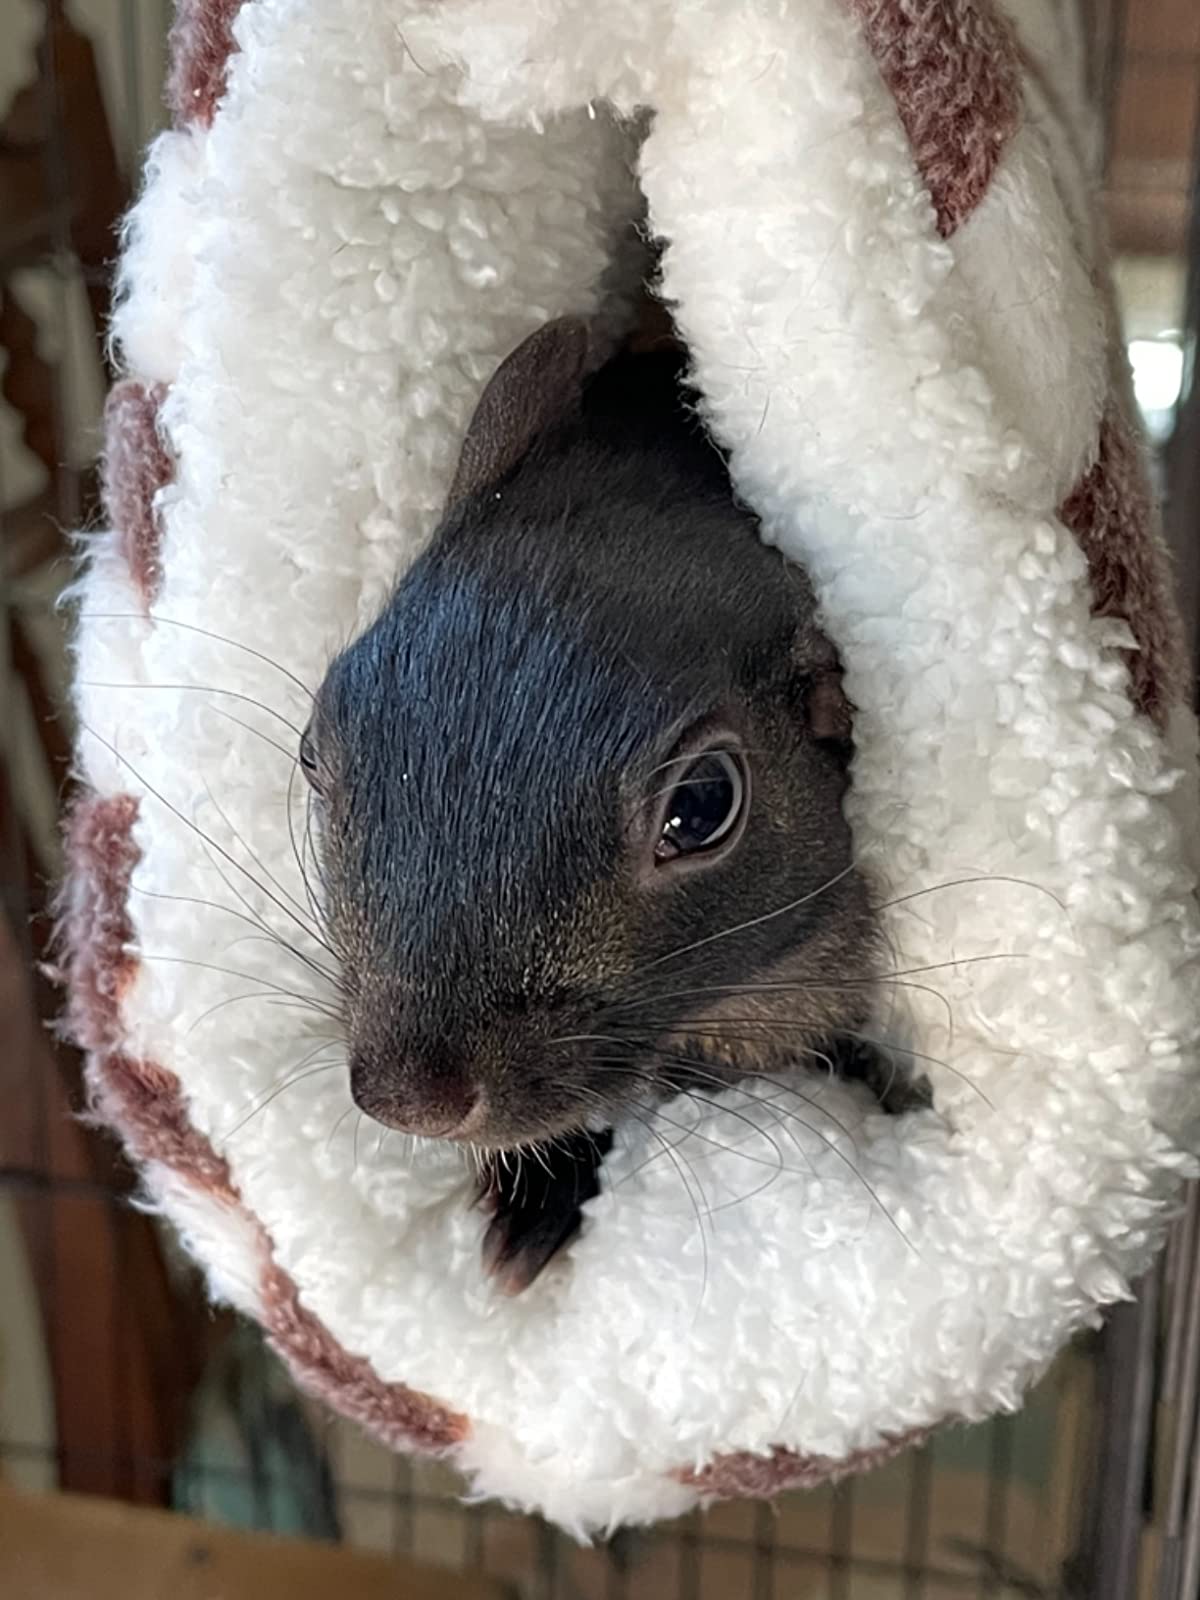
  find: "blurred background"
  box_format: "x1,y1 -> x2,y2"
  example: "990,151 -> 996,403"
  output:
1,2 -> 1198,1597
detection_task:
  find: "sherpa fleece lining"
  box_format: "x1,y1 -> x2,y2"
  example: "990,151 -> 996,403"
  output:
68,0 -> 1200,1534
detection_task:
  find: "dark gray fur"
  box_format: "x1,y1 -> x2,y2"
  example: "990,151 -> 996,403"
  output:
307,325 -> 894,1292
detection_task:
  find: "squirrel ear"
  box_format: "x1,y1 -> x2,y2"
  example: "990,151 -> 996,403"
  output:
448,317 -> 590,506
805,667 -> 854,742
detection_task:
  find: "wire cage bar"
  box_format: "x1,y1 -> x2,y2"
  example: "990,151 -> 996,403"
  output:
1,3 -> 1197,1596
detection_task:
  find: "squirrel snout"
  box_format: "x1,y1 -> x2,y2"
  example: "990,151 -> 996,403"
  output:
349,1055 -> 483,1140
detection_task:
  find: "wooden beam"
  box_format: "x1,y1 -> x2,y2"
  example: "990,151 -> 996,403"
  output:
0,1485 -> 516,1600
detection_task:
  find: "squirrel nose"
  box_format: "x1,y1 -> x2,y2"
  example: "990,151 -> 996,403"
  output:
349,1058 -> 482,1140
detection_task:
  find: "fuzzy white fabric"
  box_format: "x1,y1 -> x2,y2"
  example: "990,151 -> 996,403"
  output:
76,0 -> 1200,1533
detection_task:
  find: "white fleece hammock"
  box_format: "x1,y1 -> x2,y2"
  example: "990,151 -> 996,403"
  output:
66,0 -> 1200,1533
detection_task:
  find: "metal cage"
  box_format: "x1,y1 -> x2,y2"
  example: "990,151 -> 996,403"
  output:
1,3 -> 1198,1596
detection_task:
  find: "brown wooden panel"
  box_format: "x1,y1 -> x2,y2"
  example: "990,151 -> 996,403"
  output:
1106,188 -> 1191,257
1123,0 -> 1200,59
0,1486 -> 516,1600
1111,62 -> 1199,172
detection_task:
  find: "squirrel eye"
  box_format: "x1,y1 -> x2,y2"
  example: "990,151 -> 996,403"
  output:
298,727 -> 323,793
656,750 -> 746,863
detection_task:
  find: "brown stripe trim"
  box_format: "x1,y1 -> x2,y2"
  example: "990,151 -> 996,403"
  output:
62,786 -> 469,1454
845,0 -> 1022,237
676,1427 -> 932,1498
262,1260 -> 469,1451
90,1052 -> 240,1201
88,1048 -> 469,1451
60,793 -> 142,1056
1059,404 -> 1187,725
102,380 -> 172,607
168,0 -> 245,129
